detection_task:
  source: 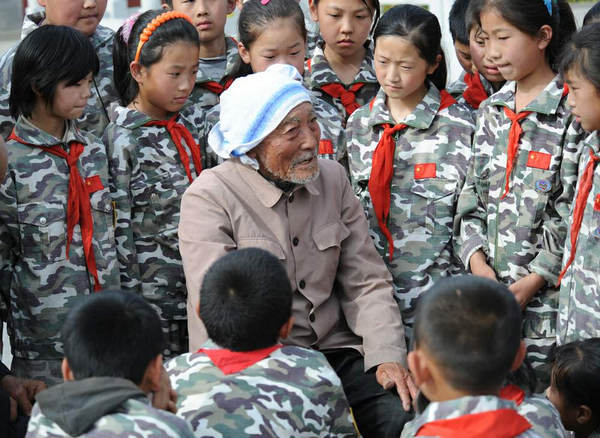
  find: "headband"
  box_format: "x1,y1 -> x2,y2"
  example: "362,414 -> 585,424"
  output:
134,11 -> 193,63
543,0 -> 553,16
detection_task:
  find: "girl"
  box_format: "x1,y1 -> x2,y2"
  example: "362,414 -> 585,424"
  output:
455,0 -> 580,389
346,5 -> 474,335
306,0 -> 380,126
0,25 -> 119,384
556,23 -> 600,345
106,10 -> 210,358
546,338 -> 600,437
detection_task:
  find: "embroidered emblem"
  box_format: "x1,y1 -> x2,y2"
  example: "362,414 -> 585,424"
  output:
535,179 -> 552,193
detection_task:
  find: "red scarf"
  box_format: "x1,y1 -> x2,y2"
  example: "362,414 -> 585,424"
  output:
8,131 -> 102,291
320,82 -> 365,117
557,148 -> 600,286
200,77 -> 234,95
416,409 -> 532,438
499,384 -> 526,406
463,72 -> 488,109
144,114 -> 202,183
198,345 -> 282,375
368,90 -> 456,260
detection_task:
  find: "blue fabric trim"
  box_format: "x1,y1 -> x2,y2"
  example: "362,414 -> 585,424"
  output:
543,0 -> 552,16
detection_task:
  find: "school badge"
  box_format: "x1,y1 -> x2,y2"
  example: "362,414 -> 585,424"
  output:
535,179 -> 552,193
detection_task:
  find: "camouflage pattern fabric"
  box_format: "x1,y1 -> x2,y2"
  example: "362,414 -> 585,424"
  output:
401,396 -> 541,438
447,70 -> 497,110
518,394 -> 567,438
454,77 -> 583,385
103,104 -> 213,358
305,39 -> 379,126
558,130 -> 600,344
347,85 -> 474,333
0,117 -> 120,375
10,358 -> 62,387
166,340 -> 357,437
0,12 -> 118,140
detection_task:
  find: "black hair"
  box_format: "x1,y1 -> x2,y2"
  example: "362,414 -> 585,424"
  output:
113,9 -> 200,106
413,275 -> 522,393
583,2 -> 600,27
311,0 -> 380,33
449,0 -> 471,45
9,25 -> 99,120
373,4 -> 447,91
200,248 -> 292,352
61,290 -> 165,384
550,338 -> 600,414
467,0 -> 576,72
559,23 -> 600,92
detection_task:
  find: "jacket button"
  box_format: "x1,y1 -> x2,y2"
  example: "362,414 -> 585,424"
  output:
309,313 -> 315,322
299,280 -> 305,289
292,237 -> 299,246
39,217 -> 47,225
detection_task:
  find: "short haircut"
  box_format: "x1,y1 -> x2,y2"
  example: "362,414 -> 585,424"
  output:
200,248 -> 292,351
584,2 -> 600,27
551,338 -> 600,414
449,0 -> 471,45
413,275 -> 522,393
560,23 -> 600,92
9,25 -> 99,119
62,290 -> 165,384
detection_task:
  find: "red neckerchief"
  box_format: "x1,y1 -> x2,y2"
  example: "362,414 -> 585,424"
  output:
463,72 -> 488,109
416,409 -> 532,438
367,90 -> 456,260
8,130 -> 102,291
320,82 -> 365,117
200,77 -> 234,95
557,148 -> 600,286
499,384 -> 526,406
144,114 -> 202,183
197,344 -> 282,375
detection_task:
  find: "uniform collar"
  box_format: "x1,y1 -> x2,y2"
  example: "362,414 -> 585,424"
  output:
111,105 -> 153,130
196,36 -> 241,84
13,116 -> 87,147
489,75 -> 566,115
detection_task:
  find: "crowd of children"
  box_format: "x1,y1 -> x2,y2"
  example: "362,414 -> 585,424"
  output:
0,0 -> 599,435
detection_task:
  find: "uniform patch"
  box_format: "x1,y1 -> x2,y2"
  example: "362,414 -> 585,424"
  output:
535,179 -> 552,193
318,139 -> 334,156
85,175 -> 104,194
414,163 -> 436,179
527,151 -> 552,170
595,194 -> 600,211
594,227 -> 600,239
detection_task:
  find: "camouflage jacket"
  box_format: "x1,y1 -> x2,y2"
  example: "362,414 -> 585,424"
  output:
347,85 -> 474,328
0,117 -> 119,360
455,77 -> 582,340
0,12 -> 118,139
519,394 -> 567,438
305,40 -> 379,127
103,104 -> 211,321
166,340 -> 356,437
189,36 -> 242,110
447,70 -> 498,110
401,396 -> 541,438
558,130 -> 600,344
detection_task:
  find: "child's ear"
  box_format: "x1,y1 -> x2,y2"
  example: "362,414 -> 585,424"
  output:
130,61 -> 144,84
407,350 -> 431,388
237,42 -> 251,65
278,316 -> 295,339
141,355 -> 164,394
308,0 -> 319,22
61,358 -> 75,382
576,404 -> 593,425
226,0 -> 236,15
537,24 -> 553,50
37,0 -> 47,7
161,3 -> 171,10
510,340 -> 527,372
426,54 -> 442,76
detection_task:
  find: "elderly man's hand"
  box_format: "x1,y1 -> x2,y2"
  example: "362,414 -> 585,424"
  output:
376,362 -> 418,411
0,374 -> 46,416
152,366 -> 177,414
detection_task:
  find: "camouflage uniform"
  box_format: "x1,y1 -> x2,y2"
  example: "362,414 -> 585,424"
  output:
519,394 -> 567,438
447,70 -> 497,110
557,130 -> 600,344
454,77 -> 583,386
103,104 -> 212,358
347,85 -> 474,332
401,396 -> 541,438
0,117 -> 120,384
189,37 -> 242,110
0,11 -> 118,140
166,340 -> 356,437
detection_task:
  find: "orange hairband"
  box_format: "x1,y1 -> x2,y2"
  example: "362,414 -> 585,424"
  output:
134,11 -> 193,63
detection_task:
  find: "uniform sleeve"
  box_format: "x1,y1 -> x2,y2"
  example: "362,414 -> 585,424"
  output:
0,170 -> 17,323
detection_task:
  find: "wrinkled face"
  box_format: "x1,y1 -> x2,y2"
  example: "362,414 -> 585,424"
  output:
565,69 -> 600,132
454,40 -> 472,73
250,102 -> 321,184
50,72 -> 93,120
170,0 -> 235,45
238,18 -> 306,74
39,0 -> 107,36
469,26 -> 504,83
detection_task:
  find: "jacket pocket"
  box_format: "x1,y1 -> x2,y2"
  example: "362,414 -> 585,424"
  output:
18,202 -> 66,262
237,237 -> 287,261
409,178 -> 458,235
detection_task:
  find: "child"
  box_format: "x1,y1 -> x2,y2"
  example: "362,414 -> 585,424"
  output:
26,290 -> 195,437
346,5 -> 474,334
0,25 -> 119,385
547,338 -> 600,437
555,23 -> 600,344
165,0 -> 241,109
0,0 -> 118,139
166,248 -> 356,436
455,0 -> 580,388
400,275 -> 538,437
449,0 -> 473,74
106,10 -> 211,359
306,0 -> 380,126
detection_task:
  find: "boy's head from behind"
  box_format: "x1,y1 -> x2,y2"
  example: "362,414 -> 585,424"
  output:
61,290 -> 165,391
449,0 -> 472,72
200,248 -> 293,352
38,0 -> 107,37
165,0 -> 235,46
408,276 -> 522,401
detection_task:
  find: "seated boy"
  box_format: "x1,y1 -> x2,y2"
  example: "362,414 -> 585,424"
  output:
26,291 -> 194,437
401,276 -> 540,437
166,248 -> 356,437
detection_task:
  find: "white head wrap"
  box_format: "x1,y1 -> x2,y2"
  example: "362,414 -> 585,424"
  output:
208,64 -> 312,169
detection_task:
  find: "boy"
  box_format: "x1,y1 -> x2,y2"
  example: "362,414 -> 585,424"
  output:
26,290 -> 195,437
448,0 -> 473,75
401,276 -> 540,437
0,0 -> 118,139
166,0 -> 241,109
166,248 -> 357,437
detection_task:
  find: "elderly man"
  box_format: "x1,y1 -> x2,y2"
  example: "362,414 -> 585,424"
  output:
179,65 -> 415,437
